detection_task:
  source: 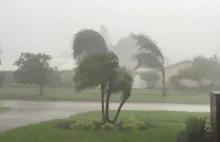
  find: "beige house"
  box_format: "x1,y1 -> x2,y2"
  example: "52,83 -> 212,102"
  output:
135,60 -> 203,89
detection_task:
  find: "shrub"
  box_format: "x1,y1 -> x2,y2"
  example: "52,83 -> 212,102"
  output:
122,123 -> 138,131
56,120 -> 74,129
116,114 -> 153,131
81,121 -> 96,130
71,120 -> 96,130
120,114 -> 138,124
100,123 -> 117,131
58,115 -> 153,131
71,120 -> 84,129
181,115 -> 210,142
91,119 -> 104,130
135,120 -> 146,130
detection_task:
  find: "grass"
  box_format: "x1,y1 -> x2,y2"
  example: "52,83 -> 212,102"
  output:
0,107 -> 11,113
0,111 -> 210,142
0,87 -> 210,104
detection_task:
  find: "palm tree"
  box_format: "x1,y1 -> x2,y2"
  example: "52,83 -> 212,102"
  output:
72,29 -> 108,64
73,52 -> 133,123
72,29 -> 109,121
132,34 -> 166,96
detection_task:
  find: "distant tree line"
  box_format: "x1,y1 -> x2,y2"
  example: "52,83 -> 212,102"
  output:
169,54 -> 220,91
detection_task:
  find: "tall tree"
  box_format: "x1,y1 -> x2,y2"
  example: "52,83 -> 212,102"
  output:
72,29 -> 109,120
132,34 -> 166,96
13,53 -> 54,96
72,29 -> 108,64
73,52 -> 133,123
178,55 -> 220,89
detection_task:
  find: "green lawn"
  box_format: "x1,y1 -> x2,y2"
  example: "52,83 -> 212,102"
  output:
0,111 -> 209,142
0,107 -> 11,113
0,87 -> 210,104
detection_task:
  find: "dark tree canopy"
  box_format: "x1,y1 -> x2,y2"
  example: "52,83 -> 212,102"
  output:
73,29 -> 108,63
13,53 -> 54,95
73,51 -> 119,92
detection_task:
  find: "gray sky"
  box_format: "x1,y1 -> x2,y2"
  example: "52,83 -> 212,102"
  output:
0,0 -> 220,70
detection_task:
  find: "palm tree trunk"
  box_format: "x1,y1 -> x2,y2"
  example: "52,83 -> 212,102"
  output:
105,91 -> 111,123
105,90 -> 128,124
101,88 -> 106,123
108,98 -> 127,124
162,63 -> 166,97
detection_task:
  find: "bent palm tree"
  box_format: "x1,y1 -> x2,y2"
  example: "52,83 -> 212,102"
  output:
73,52 -> 133,123
72,29 -> 109,121
73,52 -> 119,122
132,34 -> 166,96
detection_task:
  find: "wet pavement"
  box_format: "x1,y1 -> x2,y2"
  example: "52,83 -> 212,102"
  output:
0,100 -> 210,131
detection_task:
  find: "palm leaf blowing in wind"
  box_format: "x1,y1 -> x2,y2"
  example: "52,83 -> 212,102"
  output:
132,34 -> 166,96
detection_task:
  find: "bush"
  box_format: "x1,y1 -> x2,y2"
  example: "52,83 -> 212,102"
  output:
81,121 -> 96,130
71,120 -> 84,129
122,123 -> 138,131
71,120 -> 95,130
120,114 -> 138,124
56,120 -> 74,129
135,120 -> 152,130
183,115 -> 208,133
179,115 -> 210,142
100,123 -> 117,131
117,114 -> 152,131
91,119 -> 104,130
59,115 -> 153,131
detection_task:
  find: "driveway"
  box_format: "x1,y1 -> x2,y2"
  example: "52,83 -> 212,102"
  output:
0,100 -> 210,131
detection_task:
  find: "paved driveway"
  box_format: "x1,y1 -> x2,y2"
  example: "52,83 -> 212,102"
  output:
0,100 -> 210,131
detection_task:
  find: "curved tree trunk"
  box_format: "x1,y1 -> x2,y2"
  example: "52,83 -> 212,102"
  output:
107,98 -> 127,124
105,91 -> 111,122
105,90 -> 128,124
101,88 -> 106,123
111,98 -> 127,123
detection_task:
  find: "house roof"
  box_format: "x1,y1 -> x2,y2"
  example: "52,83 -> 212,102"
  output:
135,60 -> 192,73
165,60 -> 191,69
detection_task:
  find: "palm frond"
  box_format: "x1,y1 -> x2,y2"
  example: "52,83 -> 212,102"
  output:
133,52 -> 162,69
132,34 -> 163,59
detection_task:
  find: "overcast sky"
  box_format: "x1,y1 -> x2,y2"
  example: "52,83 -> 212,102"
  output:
0,0 -> 220,70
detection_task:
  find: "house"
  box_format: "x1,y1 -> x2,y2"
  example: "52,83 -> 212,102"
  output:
134,60 -> 197,89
